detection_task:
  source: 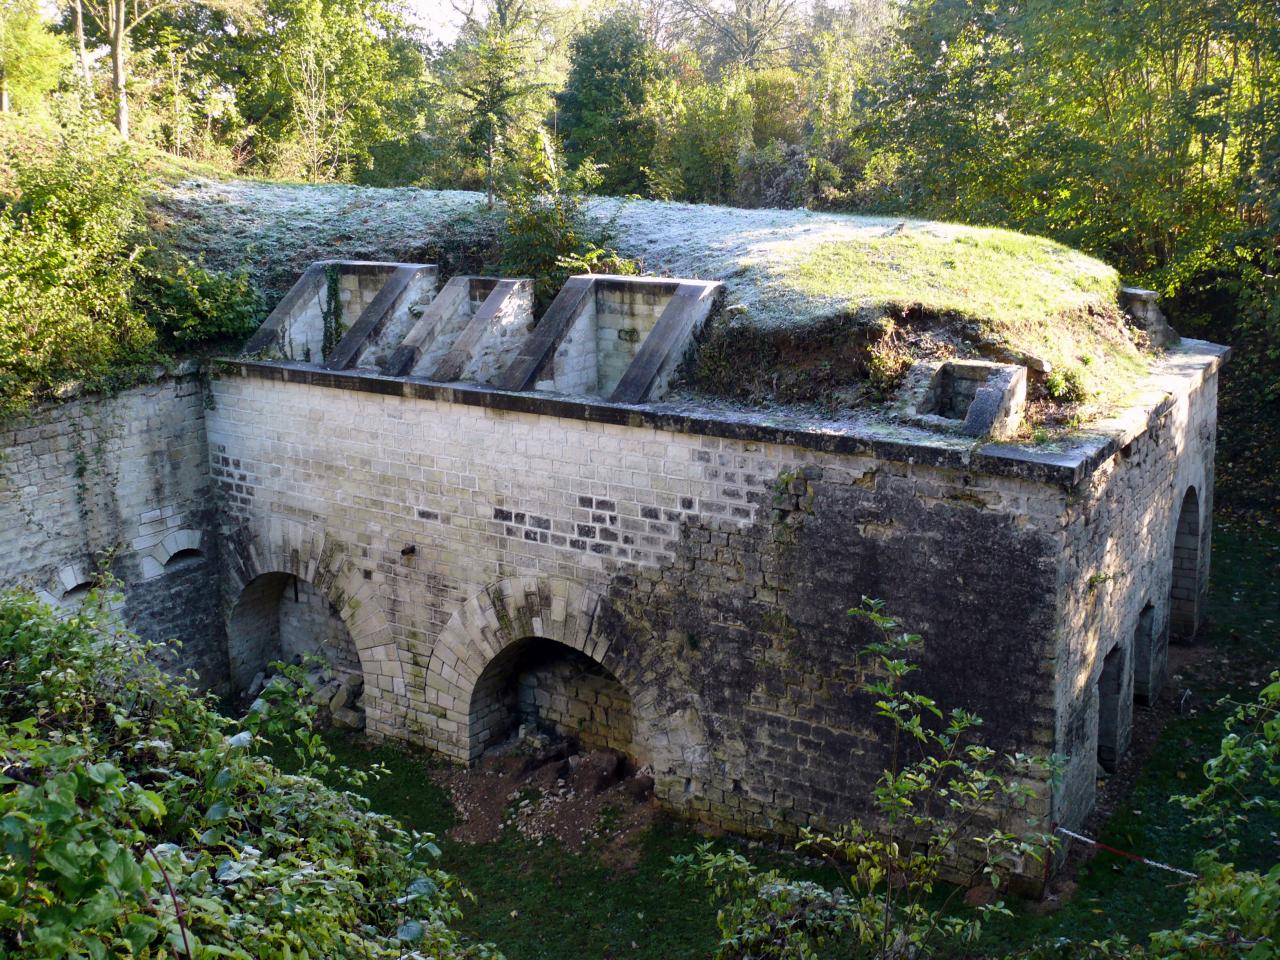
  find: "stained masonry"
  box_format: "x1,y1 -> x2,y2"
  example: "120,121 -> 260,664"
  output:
0,261 -> 1227,884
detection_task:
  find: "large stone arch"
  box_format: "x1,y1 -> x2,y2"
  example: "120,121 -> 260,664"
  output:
1169,485 -> 1205,642
221,518 -> 405,737
425,576 -> 703,772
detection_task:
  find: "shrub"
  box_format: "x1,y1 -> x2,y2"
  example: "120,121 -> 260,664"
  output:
135,253 -> 265,349
493,129 -> 636,309
1045,366 -> 1089,404
0,589 -> 498,959
0,120 -> 157,414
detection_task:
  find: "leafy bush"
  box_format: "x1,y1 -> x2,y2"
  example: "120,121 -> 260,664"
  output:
493,130 -> 636,308
0,113 -> 271,414
135,253 -> 265,349
0,120 -> 157,414
1045,367 -> 1089,404
676,599 -> 1056,960
0,589 -> 498,959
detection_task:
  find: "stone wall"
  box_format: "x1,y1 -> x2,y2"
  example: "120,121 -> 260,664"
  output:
0,335 -> 1221,882
547,296 -> 599,395
204,337 -> 1223,877
593,284 -> 666,396
1050,368 -> 1219,829
225,571 -> 361,692
515,645 -> 639,760
206,368 -> 1079,857
0,371 -> 227,689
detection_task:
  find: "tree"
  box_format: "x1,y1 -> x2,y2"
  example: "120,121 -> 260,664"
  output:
220,0 -> 427,181
557,9 -> 662,195
0,1 -> 66,113
436,0 -> 554,206
76,0 -> 258,138
673,0 -> 800,73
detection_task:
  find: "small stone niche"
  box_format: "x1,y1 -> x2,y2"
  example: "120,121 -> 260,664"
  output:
241,260 -> 437,366
928,362 -> 989,420
898,359 -> 1028,440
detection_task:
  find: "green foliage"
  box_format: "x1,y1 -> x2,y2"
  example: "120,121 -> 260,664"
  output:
0,118 -> 157,414
0,0 -> 68,113
433,0 -> 554,205
667,73 -> 755,204
671,845 -> 856,959
492,130 -> 636,307
558,10 -> 663,196
1146,858 -> 1280,959
1045,367 -> 1088,405
1178,673 -> 1280,852
134,253 -> 264,349
0,588 -> 497,959
0,113 -> 271,411
676,598 -> 1056,960
872,0 -> 1280,321
261,0 -> 429,182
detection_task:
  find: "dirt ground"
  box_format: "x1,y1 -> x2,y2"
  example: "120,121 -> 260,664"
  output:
430,734 -> 660,870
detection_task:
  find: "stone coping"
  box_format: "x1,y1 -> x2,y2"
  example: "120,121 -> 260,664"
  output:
213,338 -> 1226,489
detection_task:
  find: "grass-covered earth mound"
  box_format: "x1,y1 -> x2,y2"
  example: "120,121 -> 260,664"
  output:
0,591 -> 496,960
157,179 -> 1155,421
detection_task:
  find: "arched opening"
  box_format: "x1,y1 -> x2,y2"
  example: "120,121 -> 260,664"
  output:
1132,602 -> 1164,703
468,636 -> 644,766
1096,644 -> 1132,773
1169,488 -> 1202,642
164,548 -> 204,569
226,572 -> 361,697
61,579 -> 98,605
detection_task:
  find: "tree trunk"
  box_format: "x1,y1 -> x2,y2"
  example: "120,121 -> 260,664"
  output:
0,69 -> 10,114
71,0 -> 93,87
486,130 -> 496,208
110,0 -> 129,138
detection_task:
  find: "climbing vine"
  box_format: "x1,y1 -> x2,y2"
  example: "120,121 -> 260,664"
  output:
321,264 -> 345,360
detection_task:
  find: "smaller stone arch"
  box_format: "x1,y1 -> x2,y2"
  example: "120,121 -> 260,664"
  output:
140,528 -> 206,580
425,577 -> 605,762
156,528 -> 204,565
1131,601 -> 1164,703
1095,642 -> 1132,773
222,519 -> 405,736
1169,487 -> 1203,642
55,563 -> 94,598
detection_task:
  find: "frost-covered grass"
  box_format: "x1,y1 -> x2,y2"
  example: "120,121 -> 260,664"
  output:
153,178 -> 1155,409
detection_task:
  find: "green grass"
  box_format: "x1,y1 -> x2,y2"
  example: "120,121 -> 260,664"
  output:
786,227 -> 1155,413
294,521 -> 1278,959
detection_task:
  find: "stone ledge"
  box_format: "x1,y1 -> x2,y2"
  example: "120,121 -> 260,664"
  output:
214,339 -> 1223,488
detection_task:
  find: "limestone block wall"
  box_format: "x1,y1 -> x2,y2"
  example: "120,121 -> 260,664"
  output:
1050,364 -> 1220,831
516,648 -> 639,759
225,571 -> 361,690
409,277 -> 483,376
594,284 -> 667,396
255,264 -> 394,364
206,368 -> 1072,861
0,372 -> 226,688
546,296 -> 599,395
456,281 -> 536,384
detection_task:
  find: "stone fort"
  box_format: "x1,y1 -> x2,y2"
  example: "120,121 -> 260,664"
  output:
0,243 -> 1227,881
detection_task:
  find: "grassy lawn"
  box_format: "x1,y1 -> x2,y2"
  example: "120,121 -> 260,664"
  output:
299,521 -> 1278,959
